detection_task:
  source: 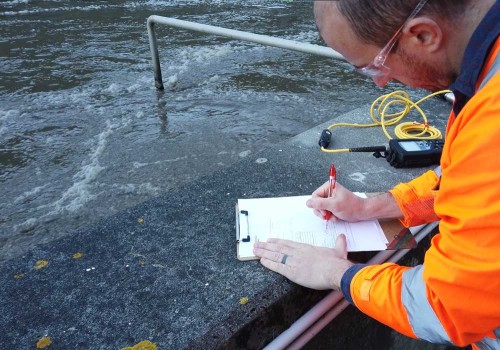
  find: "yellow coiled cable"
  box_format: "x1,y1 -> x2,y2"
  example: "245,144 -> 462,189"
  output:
321,89 -> 451,153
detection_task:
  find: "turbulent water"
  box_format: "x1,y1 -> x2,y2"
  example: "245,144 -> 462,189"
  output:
0,0 -> 427,261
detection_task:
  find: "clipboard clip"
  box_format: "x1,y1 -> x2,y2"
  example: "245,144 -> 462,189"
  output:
239,210 -> 251,243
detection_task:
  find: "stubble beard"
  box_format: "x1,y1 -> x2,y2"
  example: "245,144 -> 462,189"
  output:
399,48 -> 457,92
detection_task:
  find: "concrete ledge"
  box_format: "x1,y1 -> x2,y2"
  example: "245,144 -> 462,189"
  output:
0,102 -> 457,349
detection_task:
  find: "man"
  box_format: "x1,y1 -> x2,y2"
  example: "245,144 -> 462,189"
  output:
253,0 -> 500,348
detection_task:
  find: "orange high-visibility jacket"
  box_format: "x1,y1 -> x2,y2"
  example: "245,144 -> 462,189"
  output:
340,7 -> 500,349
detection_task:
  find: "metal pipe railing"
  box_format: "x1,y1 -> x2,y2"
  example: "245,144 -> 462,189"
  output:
146,15 -> 344,90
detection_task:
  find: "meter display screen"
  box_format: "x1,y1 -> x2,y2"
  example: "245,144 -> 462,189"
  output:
399,141 -> 432,152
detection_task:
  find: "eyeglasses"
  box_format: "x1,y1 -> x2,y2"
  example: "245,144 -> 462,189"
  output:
355,0 -> 429,79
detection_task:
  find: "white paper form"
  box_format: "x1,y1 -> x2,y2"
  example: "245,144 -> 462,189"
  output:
237,195 -> 388,259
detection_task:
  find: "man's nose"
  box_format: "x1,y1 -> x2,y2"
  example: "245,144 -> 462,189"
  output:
372,75 -> 391,87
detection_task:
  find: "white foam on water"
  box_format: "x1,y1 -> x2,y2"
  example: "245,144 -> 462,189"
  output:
11,174 -> 177,236
205,75 -> 220,84
14,184 -> 48,204
0,109 -> 20,135
192,46 -> 233,63
0,109 -> 20,121
165,32 -> 318,92
126,83 -> 142,93
45,136 -> 54,145
125,0 -> 230,8
2,4 -> 115,16
1,0 -> 29,5
165,45 -> 251,88
104,83 -> 122,95
13,217 -> 38,233
163,41 -> 308,103
104,79 -> 150,96
284,30 -> 319,43
26,86 -> 99,109
69,88 -> 99,105
166,74 -> 179,88
46,119 -> 118,214
181,86 -> 306,104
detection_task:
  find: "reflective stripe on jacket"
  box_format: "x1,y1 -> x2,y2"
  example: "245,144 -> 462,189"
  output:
341,26 -> 500,349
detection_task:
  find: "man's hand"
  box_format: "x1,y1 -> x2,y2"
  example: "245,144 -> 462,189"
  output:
307,181 -> 403,222
253,234 -> 353,290
306,181 -> 368,222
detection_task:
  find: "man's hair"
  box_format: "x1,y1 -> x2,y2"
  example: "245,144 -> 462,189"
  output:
334,0 -> 472,46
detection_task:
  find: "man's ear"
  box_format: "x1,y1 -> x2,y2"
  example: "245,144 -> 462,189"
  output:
403,17 -> 443,53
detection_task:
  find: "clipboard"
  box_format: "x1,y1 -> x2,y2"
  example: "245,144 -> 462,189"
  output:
236,205 -> 258,261
235,195 -> 416,261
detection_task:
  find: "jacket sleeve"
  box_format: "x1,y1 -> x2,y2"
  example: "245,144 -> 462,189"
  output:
388,169 -> 440,227
341,263 -> 453,344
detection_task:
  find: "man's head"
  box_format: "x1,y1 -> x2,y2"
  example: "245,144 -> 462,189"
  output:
314,0 -> 478,91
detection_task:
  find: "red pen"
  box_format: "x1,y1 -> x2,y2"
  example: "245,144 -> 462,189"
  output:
324,164 -> 336,222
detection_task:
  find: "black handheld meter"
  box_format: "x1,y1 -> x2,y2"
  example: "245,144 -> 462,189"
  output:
386,139 -> 444,168
317,128 -> 444,168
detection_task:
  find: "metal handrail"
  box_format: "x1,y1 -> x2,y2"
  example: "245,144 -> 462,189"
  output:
146,15 -> 344,90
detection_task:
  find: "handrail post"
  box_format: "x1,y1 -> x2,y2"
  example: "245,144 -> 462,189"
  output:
147,16 -> 164,90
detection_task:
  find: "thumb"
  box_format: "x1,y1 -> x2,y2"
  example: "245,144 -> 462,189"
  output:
335,234 -> 348,259
306,197 -> 329,210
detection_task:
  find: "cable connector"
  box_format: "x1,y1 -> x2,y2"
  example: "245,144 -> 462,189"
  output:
318,129 -> 332,148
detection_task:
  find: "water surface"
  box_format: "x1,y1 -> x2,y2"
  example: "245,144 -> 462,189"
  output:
0,0 -> 430,260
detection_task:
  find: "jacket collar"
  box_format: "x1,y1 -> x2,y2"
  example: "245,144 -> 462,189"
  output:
449,0 -> 500,115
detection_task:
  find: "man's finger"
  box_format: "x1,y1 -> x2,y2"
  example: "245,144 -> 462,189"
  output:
254,241 -> 289,254
306,197 -> 330,211
253,246 -> 279,262
335,233 -> 348,259
260,257 -> 292,276
313,208 -> 327,218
